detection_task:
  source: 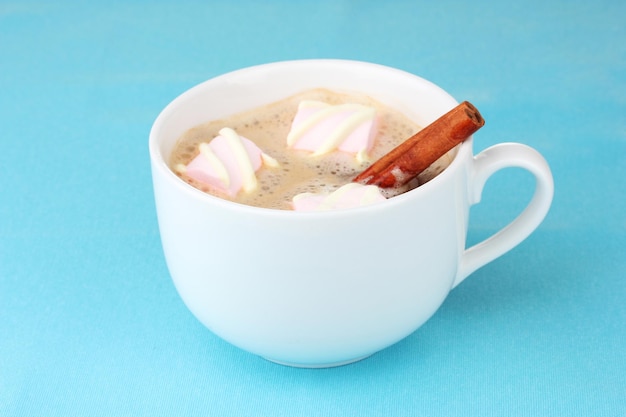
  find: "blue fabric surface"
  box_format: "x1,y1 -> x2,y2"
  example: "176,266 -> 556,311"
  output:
1,1 -> 624,416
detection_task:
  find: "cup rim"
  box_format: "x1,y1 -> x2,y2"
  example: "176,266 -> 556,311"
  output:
149,59 -> 474,216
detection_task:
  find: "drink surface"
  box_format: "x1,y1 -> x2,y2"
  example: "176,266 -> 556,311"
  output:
169,88 -> 453,210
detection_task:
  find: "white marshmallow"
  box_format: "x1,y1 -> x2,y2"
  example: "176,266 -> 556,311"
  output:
179,127 -> 278,197
292,183 -> 386,211
287,100 -> 377,162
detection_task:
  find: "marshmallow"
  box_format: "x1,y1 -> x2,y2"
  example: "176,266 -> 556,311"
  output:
292,183 -> 386,211
178,127 -> 278,196
286,100 -> 377,162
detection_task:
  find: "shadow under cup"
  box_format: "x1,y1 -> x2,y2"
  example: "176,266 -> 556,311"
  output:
149,60 -> 551,368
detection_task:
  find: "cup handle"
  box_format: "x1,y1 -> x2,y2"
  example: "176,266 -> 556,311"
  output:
453,143 -> 554,288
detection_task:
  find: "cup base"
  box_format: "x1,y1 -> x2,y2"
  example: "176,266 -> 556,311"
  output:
263,354 -> 372,369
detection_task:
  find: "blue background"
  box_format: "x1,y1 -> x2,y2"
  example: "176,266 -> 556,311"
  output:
1,1 -> 625,416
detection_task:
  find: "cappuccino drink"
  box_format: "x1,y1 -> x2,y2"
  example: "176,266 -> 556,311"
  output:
151,61 -> 553,367
169,88 -> 454,210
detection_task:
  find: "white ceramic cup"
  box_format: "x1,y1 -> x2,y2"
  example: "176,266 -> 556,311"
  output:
149,60 -> 554,368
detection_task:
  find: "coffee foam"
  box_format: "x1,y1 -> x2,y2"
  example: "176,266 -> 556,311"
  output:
169,88 -> 452,209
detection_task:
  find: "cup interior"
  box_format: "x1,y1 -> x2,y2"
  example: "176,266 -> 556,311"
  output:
149,59 -> 469,206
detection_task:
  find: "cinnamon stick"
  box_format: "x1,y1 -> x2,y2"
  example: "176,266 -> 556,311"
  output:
353,101 -> 484,188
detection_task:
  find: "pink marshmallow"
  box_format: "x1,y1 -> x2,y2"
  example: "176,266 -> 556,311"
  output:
292,183 -> 386,211
183,128 -> 275,196
287,101 -> 378,160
